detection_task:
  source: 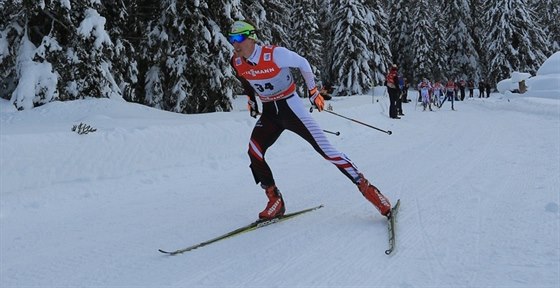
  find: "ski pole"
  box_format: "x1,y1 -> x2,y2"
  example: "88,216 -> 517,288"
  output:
322,109 -> 392,135
323,129 -> 340,136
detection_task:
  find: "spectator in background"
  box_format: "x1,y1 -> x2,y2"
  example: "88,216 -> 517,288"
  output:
468,79 -> 475,98
485,81 -> 491,98
454,79 -> 460,101
459,79 -> 466,101
402,77 -> 410,103
386,64 -> 401,119
319,84 -> 332,100
478,79 -> 485,98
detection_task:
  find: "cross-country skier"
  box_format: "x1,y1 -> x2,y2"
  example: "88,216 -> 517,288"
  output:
432,80 -> 444,107
418,78 -> 432,111
228,20 -> 392,220
445,79 -> 456,110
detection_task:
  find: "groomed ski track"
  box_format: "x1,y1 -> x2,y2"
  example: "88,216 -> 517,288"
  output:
1,95 -> 558,287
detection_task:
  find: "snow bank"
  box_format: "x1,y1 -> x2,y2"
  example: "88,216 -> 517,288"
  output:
498,51 -> 560,99
511,71 -> 532,83
537,51 -> 560,75
525,51 -> 560,99
497,78 -> 519,93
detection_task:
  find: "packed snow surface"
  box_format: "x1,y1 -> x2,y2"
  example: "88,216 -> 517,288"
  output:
1,91 -> 559,287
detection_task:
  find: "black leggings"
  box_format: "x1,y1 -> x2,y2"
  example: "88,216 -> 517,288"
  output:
248,96 -> 360,187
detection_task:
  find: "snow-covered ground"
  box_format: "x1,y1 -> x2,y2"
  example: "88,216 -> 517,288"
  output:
1,91 -> 559,287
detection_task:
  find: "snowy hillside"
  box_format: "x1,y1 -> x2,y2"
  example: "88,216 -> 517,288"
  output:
1,92 -> 559,287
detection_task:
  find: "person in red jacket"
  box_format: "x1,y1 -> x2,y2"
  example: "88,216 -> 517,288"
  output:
385,65 -> 401,119
228,20 -> 392,220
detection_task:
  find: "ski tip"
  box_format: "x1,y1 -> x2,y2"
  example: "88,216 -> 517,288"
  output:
158,249 -> 172,255
312,204 -> 325,211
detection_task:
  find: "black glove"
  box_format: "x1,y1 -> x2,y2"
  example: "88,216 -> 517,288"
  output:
247,97 -> 259,118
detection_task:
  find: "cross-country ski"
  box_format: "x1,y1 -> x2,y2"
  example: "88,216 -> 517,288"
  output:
159,205 -> 324,255
385,199 -> 401,255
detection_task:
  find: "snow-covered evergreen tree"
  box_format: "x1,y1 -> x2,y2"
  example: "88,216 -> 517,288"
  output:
429,0 -> 449,82
32,0 -> 73,103
141,0 -> 190,112
73,2 -> 121,100
388,0 -> 414,82
317,0 -> 333,84
0,0 -> 60,109
240,0 -> 290,47
532,0 -> 560,53
328,0 -> 383,95
101,0 -> 139,103
1,0 -> 122,109
240,0 -> 269,44
363,0 -> 392,86
182,0 -> 236,113
483,0 -> 549,85
139,0 -> 240,113
471,0 -> 491,81
0,0 -> 22,101
409,0 -> 434,83
290,0 -> 323,95
379,0 -> 390,9
261,0 -> 291,47
1,0 -> 554,113
443,0 -> 479,82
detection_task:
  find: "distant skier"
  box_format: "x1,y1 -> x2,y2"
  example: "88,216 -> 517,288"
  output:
418,78 -> 432,111
445,79 -> 456,110
432,80 -> 444,107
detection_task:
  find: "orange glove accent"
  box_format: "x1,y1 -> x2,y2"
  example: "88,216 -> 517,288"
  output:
309,87 -> 325,112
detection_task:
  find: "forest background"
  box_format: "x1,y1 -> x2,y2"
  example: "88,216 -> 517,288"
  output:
0,0 -> 558,113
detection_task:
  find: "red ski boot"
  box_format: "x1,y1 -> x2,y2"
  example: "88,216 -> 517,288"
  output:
258,184 -> 285,220
357,174 -> 391,217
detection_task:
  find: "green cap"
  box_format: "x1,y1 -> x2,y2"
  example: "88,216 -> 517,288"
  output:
230,20 -> 257,40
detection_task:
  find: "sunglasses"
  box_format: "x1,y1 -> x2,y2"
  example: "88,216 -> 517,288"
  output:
228,31 -> 253,44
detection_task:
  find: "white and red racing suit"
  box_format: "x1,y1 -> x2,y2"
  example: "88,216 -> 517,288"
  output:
418,81 -> 432,105
231,44 -> 361,187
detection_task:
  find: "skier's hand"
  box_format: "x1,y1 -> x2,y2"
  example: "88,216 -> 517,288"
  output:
247,97 -> 259,118
309,87 -> 325,112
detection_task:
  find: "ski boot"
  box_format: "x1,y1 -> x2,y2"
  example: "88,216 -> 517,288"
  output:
258,184 -> 285,220
356,174 -> 391,217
